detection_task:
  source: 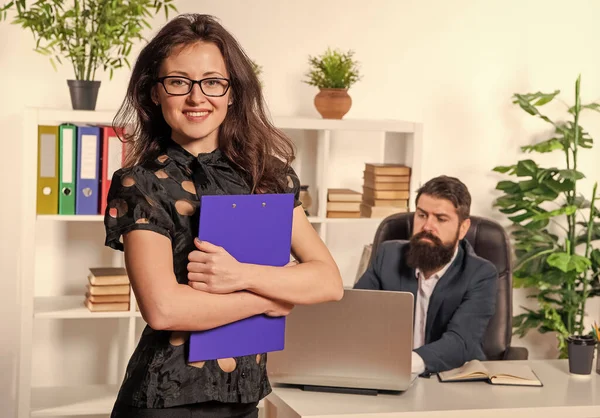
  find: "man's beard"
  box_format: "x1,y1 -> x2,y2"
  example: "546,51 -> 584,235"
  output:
406,230 -> 459,273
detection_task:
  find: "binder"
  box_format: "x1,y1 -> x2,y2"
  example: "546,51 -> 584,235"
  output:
188,193 -> 295,362
99,126 -> 126,215
75,126 -> 100,215
58,124 -> 77,215
36,125 -> 59,214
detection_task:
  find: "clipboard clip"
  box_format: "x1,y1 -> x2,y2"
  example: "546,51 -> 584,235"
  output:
231,202 -> 268,208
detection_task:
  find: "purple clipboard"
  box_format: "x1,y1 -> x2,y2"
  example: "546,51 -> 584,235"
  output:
188,193 -> 295,362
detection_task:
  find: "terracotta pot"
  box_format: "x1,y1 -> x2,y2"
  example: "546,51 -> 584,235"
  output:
314,88 -> 352,119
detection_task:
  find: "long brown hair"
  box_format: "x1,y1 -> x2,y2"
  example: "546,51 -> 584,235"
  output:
113,14 -> 295,194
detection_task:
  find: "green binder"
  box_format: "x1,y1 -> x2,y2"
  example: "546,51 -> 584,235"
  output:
58,124 -> 77,215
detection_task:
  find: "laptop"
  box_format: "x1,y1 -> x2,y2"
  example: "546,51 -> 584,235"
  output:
267,288 -> 417,395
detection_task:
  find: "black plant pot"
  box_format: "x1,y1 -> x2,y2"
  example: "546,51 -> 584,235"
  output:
67,79 -> 101,110
567,335 -> 597,375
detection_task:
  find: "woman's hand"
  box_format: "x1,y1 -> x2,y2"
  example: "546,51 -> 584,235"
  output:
264,298 -> 294,317
187,238 -> 247,294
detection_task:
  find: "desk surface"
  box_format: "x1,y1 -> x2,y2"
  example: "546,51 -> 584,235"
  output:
266,360 -> 600,418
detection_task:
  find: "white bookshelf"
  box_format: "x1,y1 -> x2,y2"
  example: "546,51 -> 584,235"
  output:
18,107 -> 423,417
36,214 -> 384,224
30,385 -> 121,417
34,296 -> 142,319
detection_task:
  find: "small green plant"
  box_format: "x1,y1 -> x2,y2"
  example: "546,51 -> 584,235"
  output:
251,59 -> 262,79
303,47 -> 361,89
250,59 -> 263,86
0,0 -> 176,80
492,75 -> 600,357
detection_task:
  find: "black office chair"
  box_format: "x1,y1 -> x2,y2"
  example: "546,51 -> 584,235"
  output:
369,212 -> 528,361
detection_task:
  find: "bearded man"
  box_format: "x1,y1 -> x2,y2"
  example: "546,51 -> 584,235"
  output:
354,175 -> 497,376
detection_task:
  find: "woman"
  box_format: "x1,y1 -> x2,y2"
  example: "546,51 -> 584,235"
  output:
104,13 -> 343,418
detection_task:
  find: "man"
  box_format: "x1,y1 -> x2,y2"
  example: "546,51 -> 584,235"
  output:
354,175 -> 497,375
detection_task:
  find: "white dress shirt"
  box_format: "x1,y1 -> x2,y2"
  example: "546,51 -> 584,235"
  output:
411,246 -> 458,374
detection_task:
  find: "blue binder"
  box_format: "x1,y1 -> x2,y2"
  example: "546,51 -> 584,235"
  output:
188,193 -> 295,362
75,125 -> 100,215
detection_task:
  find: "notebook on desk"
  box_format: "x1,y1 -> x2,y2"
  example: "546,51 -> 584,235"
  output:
437,359 -> 543,387
187,193 -> 295,362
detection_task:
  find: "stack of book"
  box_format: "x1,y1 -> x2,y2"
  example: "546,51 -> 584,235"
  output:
326,188 -> 362,218
85,267 -> 130,312
360,163 -> 411,218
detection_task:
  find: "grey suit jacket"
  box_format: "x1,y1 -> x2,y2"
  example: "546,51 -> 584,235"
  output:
354,239 -> 497,373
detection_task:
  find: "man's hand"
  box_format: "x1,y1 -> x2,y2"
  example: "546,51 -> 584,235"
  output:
187,238 -> 247,294
411,351 -> 426,375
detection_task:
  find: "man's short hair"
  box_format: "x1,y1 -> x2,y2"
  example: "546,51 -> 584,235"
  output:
415,175 -> 471,222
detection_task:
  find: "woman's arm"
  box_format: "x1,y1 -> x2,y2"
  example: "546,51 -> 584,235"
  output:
243,206 -> 344,304
188,206 -> 344,305
124,230 -> 292,331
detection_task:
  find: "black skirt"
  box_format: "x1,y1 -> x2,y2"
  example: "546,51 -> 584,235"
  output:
111,400 -> 259,418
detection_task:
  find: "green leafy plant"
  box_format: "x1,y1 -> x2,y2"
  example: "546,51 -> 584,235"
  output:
251,59 -> 262,79
492,75 -> 600,357
303,47 -> 361,89
0,0 -> 177,80
250,59 -> 263,86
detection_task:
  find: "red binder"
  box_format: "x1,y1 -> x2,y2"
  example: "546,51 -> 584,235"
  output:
99,126 -> 126,215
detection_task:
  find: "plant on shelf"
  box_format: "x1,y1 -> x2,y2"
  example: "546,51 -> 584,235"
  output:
251,59 -> 263,83
302,47 -> 361,119
492,75 -> 600,358
0,0 -> 176,110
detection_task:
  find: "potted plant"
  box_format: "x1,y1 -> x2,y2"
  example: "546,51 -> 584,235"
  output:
302,47 -> 361,119
251,59 -> 262,78
492,75 -> 600,358
0,0 -> 176,110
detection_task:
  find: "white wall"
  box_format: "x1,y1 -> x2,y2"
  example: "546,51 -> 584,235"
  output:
2,0 -> 600,415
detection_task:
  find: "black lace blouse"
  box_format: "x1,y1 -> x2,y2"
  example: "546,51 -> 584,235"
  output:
103,138 -> 302,409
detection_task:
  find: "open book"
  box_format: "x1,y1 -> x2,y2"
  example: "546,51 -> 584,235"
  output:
437,360 -> 543,387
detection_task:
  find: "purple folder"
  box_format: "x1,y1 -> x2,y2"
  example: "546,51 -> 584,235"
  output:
188,193 -> 295,362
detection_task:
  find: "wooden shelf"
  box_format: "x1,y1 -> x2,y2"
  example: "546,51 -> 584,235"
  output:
30,384 -> 264,416
273,115 -> 416,133
20,107 -> 422,418
34,296 -> 140,319
31,108 -> 417,133
36,215 -> 104,222
31,384 -> 119,416
37,215 -> 387,224
35,109 -> 118,126
322,217 -> 389,223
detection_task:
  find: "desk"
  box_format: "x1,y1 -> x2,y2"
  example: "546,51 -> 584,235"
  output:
264,360 -> 599,418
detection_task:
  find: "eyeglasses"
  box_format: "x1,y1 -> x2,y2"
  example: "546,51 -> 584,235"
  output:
156,76 -> 231,97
